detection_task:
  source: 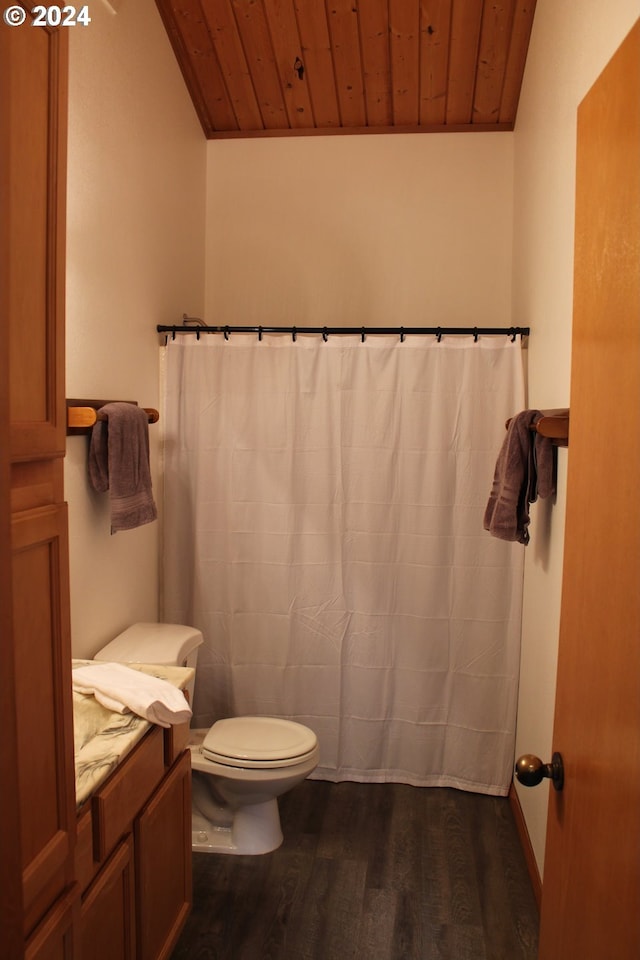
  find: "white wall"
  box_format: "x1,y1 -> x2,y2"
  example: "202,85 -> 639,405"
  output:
65,0 -> 206,658
205,133 -> 514,327
513,0 -> 639,877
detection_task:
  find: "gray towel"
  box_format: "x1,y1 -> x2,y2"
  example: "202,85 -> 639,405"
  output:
89,402 -> 158,534
484,409 -> 555,545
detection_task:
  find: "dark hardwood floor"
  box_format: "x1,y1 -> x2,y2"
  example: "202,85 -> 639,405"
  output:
171,780 -> 539,960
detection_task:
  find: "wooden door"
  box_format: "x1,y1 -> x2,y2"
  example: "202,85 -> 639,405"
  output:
538,20 -> 640,958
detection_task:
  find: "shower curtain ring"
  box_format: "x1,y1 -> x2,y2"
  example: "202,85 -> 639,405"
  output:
322,327 -> 328,342
361,327 -> 366,342
510,327 -> 517,342
258,326 -> 263,341
436,327 -> 442,342
473,327 -> 479,342
292,326 -> 297,342
224,326 -> 230,340
400,327 -> 405,342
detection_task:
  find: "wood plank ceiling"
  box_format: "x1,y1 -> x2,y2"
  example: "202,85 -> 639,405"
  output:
156,0 -> 537,138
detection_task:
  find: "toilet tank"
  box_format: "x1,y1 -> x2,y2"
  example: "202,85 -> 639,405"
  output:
94,622 -> 203,703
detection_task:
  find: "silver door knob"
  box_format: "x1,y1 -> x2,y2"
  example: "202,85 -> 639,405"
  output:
515,752 -> 564,791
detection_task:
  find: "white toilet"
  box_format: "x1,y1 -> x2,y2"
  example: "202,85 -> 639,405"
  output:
94,623 -> 319,856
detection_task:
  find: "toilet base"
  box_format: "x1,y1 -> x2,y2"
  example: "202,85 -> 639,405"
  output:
191,798 -> 284,855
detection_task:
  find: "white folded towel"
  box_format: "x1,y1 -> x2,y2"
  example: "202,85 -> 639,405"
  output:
72,662 -> 192,728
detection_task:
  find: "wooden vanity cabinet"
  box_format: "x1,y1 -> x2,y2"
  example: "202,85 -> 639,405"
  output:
76,726 -> 192,960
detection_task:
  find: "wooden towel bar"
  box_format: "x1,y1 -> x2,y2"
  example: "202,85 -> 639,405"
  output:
66,399 -> 159,436
505,409 -> 569,446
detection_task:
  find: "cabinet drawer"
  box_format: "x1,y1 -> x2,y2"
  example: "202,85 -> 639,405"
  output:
92,727 -> 164,862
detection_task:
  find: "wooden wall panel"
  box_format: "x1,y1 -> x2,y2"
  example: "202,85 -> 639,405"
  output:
474,0 -> 516,123
499,0 -> 537,123
201,0 -> 265,130
326,0 -> 366,127
293,2 -> 341,128
231,0 -> 288,128
419,0 -> 453,126
351,0 -> 389,127
446,0 -> 484,123
389,0 -> 420,125
262,0 -> 315,129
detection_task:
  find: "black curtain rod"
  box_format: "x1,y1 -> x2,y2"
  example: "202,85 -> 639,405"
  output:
157,324 -> 530,342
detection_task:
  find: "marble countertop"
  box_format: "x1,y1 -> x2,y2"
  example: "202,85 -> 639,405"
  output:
72,660 -> 194,808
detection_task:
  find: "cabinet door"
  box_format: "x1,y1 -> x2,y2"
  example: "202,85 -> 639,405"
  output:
12,504 -> 76,930
135,752 -> 192,960
25,890 -> 76,960
4,15 -> 67,462
79,837 -> 136,960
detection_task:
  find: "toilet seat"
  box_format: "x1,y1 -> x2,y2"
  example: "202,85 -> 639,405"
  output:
202,716 -> 318,769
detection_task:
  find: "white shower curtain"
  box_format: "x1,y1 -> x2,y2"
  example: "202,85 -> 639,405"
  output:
162,333 -> 525,796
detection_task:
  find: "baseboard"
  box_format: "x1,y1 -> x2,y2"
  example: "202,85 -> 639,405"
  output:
508,782 -> 542,912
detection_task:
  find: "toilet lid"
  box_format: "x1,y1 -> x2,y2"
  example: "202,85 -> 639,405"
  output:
202,716 -> 317,767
